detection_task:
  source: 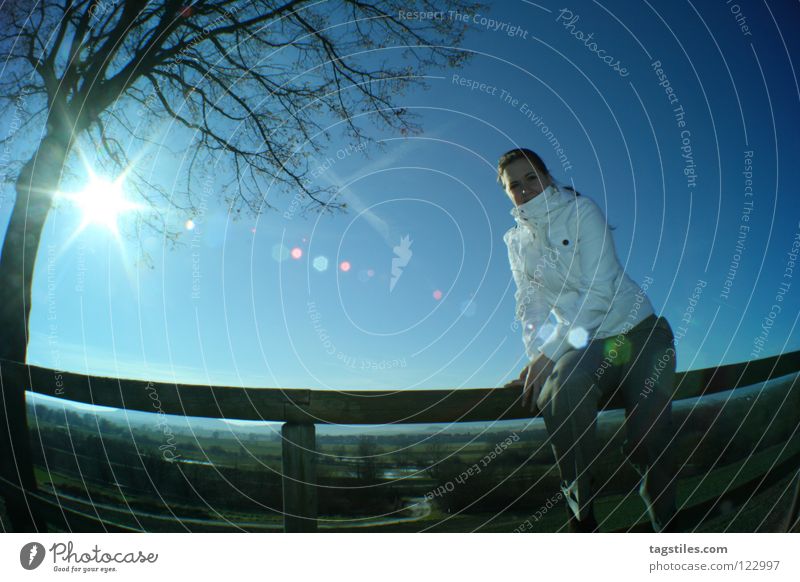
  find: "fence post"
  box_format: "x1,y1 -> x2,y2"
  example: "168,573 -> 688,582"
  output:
281,422 -> 317,532
0,361 -> 46,532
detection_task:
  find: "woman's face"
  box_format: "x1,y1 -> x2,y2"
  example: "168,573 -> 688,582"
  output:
501,158 -> 553,206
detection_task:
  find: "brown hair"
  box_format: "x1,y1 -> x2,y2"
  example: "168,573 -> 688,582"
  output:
497,148 -> 620,230
496,148 -> 580,196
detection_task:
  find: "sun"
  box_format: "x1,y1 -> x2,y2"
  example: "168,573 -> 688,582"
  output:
64,173 -> 139,235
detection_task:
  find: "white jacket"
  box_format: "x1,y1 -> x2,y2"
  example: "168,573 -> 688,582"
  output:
504,183 -> 654,362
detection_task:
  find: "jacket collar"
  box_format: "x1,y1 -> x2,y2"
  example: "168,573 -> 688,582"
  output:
509,184 -> 574,229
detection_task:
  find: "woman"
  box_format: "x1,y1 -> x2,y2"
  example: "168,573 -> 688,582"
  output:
499,148 -> 678,533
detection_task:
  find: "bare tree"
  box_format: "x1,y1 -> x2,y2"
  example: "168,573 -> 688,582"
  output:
0,0 -> 481,363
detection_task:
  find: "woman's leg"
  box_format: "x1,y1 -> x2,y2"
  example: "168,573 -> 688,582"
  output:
620,318 -> 679,532
538,346 -> 607,522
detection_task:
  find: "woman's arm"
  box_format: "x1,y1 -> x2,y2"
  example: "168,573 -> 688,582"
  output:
504,228 -> 554,359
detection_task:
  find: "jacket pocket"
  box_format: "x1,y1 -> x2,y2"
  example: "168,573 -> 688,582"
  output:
543,224 -> 576,287
545,223 -> 575,255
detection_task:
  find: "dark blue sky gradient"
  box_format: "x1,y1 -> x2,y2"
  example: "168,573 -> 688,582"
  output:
3,0 -> 797,391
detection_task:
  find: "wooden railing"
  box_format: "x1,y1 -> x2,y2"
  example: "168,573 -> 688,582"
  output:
2,349 -> 800,533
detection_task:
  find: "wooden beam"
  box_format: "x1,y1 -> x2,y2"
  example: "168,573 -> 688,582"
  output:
281,422 -> 317,532
673,349 -> 800,400
0,478 -> 137,533
4,351 -> 799,424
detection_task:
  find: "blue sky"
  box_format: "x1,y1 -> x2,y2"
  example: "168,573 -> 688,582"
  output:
3,0 -> 798,395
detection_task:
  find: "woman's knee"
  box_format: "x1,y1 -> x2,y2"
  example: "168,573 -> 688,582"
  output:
541,356 -> 599,416
549,350 -> 597,388
630,345 -> 677,403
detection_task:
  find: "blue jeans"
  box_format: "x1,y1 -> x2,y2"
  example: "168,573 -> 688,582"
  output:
536,314 -> 678,531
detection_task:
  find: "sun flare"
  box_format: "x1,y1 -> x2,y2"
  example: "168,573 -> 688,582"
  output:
63,173 -> 139,235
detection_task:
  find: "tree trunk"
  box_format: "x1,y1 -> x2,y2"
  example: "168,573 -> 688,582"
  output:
0,131 -> 71,532
0,132 -> 71,363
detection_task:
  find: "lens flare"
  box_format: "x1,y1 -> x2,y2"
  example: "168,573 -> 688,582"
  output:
568,327 -> 590,349
312,256 -> 329,272
271,244 -> 289,262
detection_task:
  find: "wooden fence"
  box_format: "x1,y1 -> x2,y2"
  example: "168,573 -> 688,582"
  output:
1,349 -> 799,533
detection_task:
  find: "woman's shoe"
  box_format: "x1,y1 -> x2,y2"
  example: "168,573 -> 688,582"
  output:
566,502 -> 599,532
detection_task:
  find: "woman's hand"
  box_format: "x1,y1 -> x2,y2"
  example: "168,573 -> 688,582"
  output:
520,353 -> 556,413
